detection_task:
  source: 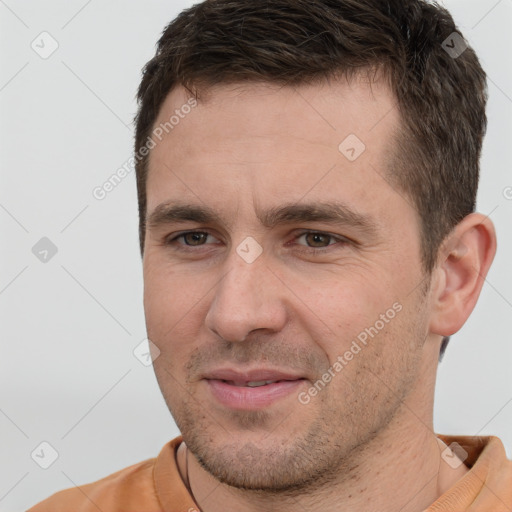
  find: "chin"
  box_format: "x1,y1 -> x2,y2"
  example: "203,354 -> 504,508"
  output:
194,443 -> 321,492
182,422 -> 342,494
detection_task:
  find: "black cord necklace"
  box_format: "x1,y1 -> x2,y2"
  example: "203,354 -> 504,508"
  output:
186,446 -> 203,512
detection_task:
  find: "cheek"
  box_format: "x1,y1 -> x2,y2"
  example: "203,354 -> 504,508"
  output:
143,254 -> 206,320
303,286 -> 412,389
143,263 -> 204,358
293,273 -> 394,342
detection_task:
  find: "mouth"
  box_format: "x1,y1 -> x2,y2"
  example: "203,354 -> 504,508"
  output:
219,379 -> 300,387
202,369 -> 307,409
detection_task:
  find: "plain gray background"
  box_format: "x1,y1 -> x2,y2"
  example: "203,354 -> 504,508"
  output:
1,0 -> 511,510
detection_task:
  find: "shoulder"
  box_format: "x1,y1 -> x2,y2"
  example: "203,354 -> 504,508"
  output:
26,457 -> 160,512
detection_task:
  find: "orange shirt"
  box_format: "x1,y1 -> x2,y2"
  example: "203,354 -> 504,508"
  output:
27,434 -> 512,512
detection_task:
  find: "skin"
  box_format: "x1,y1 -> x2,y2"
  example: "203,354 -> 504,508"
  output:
142,77 -> 496,512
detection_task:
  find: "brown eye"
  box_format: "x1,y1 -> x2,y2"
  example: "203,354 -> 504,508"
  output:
182,232 -> 209,246
296,232 -> 337,248
302,232 -> 333,248
165,231 -> 216,249
293,231 -> 350,255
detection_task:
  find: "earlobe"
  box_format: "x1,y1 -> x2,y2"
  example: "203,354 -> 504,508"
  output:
429,213 -> 497,337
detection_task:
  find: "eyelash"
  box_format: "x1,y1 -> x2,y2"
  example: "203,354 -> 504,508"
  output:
164,230 -> 350,255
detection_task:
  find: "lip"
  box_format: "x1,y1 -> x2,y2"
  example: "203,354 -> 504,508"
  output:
206,379 -> 306,409
202,367 -> 307,410
202,367 -> 305,383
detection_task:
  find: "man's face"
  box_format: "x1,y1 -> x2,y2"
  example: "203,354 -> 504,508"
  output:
143,78 -> 434,490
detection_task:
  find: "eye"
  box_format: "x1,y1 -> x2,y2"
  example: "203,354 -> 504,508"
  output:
166,231 -> 217,248
163,229 -> 350,255
293,231 -> 349,253
296,231 -> 336,248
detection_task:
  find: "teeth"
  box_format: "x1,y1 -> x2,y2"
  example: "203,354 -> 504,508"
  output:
221,379 -> 281,387
246,380 -> 278,387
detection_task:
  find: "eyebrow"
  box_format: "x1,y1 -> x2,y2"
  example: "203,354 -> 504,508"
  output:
147,201 -> 378,237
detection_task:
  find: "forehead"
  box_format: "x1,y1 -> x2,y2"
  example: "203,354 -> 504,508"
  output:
151,76 -> 398,152
145,78 -> 407,229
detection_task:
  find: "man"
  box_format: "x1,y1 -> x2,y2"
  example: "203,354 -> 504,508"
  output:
28,0 -> 512,510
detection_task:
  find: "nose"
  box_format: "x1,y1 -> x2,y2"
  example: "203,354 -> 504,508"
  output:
204,247 -> 288,343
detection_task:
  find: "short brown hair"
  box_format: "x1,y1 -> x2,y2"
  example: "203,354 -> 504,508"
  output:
134,0 -> 487,274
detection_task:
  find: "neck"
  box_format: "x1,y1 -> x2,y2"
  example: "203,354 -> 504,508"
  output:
176,356 -> 468,512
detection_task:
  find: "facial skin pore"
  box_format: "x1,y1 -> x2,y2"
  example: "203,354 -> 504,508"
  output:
142,77 -> 495,512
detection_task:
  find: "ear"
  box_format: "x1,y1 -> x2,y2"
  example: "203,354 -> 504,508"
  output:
429,213 -> 497,337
